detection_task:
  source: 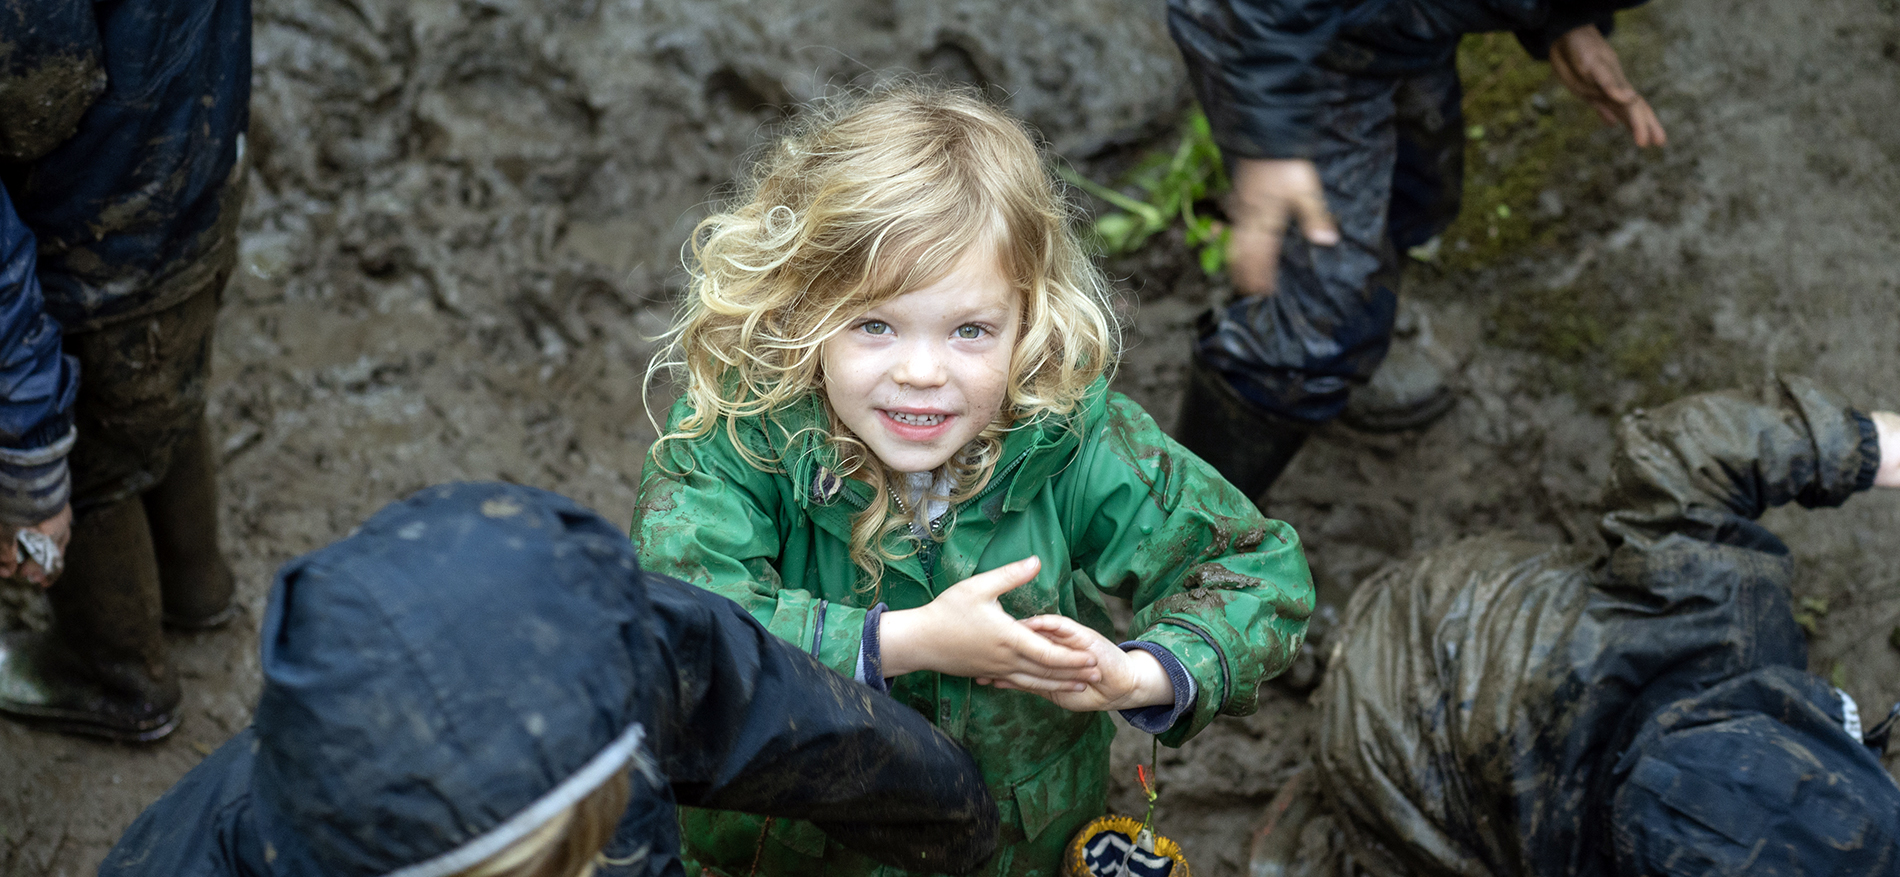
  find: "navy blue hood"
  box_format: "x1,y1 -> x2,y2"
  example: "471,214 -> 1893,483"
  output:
1611,667 -> 1900,876
251,483 -> 658,877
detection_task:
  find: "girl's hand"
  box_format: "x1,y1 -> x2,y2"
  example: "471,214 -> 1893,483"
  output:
990,616 -> 1176,713
879,556 -> 1102,691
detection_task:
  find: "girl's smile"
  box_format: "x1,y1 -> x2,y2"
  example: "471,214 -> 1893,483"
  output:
821,247 -> 1021,474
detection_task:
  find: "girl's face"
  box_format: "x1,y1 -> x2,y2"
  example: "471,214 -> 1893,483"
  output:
821,248 -> 1021,474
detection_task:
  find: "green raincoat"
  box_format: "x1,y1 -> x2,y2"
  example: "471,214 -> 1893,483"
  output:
631,378 -> 1313,877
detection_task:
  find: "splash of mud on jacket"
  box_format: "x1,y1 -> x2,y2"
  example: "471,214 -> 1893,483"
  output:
99,483 -> 1000,877
1313,376 -> 1900,876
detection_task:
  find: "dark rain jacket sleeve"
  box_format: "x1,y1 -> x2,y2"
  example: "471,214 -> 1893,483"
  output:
646,575 -> 999,875
97,729 -> 271,877
1166,0 -> 1649,159
1600,374 -> 1877,597
1067,393 -> 1313,746
1167,0 -> 1345,159
0,188 -> 79,524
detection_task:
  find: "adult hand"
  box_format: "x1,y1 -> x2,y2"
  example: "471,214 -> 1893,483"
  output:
0,502 -> 71,588
1872,411 -> 1900,488
879,556 -> 1101,691
1224,157 -> 1339,296
988,616 -> 1175,713
1549,24 -> 1667,148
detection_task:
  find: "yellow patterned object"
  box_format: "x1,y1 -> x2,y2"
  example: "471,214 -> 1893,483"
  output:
1065,815 -> 1189,877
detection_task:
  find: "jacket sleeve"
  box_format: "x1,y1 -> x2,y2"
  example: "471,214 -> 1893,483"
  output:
1066,393 -> 1313,745
1601,374 -> 1878,561
98,728 -> 268,877
1167,0 -> 1344,159
629,410 -> 868,677
646,576 -> 999,875
0,188 -> 79,525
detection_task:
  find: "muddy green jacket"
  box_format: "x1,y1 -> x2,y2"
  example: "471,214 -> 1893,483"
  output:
631,378 -> 1313,877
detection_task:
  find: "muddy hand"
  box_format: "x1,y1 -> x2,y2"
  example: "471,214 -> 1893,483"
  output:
1225,157 -> 1338,297
1549,24 -> 1667,148
879,556 -> 1101,691
0,503 -> 70,588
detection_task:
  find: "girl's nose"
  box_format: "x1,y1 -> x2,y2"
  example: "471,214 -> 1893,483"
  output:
891,341 -> 949,388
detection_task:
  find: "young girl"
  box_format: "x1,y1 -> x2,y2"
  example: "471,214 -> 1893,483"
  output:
632,84 -> 1313,877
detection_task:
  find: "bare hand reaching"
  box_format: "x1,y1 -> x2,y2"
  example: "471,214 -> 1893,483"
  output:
1549,24 -> 1667,148
878,556 -> 1102,691
1223,157 -> 1339,297
987,615 -> 1175,713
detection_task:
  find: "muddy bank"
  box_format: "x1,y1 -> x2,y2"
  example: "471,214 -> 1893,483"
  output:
7,0 -> 1900,873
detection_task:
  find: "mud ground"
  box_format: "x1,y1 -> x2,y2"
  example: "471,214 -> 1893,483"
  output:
5,0 -> 1900,873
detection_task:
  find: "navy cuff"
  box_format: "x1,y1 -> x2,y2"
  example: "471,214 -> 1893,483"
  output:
861,603 -> 889,694
1852,410 -> 1881,492
1117,641 -> 1194,734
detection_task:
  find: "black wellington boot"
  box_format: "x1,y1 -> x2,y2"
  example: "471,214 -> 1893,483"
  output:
0,497 -> 180,741
146,420 -> 236,630
1173,354 -> 1311,504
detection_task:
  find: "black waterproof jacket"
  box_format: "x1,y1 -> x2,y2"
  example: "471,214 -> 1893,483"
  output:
1316,377 -> 1900,876
1167,0 -> 1647,159
100,484 -> 999,877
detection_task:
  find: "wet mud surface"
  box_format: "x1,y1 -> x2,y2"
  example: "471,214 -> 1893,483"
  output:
6,0 -> 1900,873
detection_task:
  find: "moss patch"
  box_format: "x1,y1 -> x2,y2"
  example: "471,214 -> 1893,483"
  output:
1436,11 -> 1665,271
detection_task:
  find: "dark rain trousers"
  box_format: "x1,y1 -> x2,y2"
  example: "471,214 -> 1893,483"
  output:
1167,0 -> 1643,422
1313,377 -> 1900,876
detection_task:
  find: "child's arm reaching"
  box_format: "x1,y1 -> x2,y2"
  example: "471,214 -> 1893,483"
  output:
879,556 -> 1103,693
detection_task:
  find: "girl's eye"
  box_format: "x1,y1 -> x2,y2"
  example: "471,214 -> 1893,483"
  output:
955,325 -> 986,340
860,321 -> 890,335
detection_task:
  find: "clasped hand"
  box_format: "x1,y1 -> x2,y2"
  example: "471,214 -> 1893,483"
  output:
879,556 -> 1174,711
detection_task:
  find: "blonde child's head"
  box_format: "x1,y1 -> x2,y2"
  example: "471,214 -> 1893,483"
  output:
448,771 -> 632,877
656,81 -> 1118,577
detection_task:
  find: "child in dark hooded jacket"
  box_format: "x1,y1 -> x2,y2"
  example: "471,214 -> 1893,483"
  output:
101,483 -> 999,877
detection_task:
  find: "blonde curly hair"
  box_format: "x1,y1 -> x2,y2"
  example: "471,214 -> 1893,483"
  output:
649,81 -> 1118,580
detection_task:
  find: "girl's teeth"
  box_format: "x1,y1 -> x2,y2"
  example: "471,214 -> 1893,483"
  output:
890,411 -> 945,426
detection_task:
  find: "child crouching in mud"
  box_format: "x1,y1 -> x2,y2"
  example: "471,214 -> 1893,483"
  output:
631,83 -> 1313,877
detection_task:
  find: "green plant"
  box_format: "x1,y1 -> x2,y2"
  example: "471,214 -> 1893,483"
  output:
1061,109 -> 1231,276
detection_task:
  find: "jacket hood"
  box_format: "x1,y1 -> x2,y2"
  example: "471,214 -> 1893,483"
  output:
1610,667 -> 1900,876
251,482 -> 658,877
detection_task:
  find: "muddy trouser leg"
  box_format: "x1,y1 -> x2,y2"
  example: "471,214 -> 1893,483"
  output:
1387,60 -> 1467,255
145,416 -> 236,629
30,279 -> 224,739
1177,69 -> 1405,498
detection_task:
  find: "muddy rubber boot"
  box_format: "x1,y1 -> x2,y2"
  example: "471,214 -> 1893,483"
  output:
145,420 -> 236,630
1340,321 -> 1456,433
0,497 -> 181,742
1173,354 -> 1311,503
